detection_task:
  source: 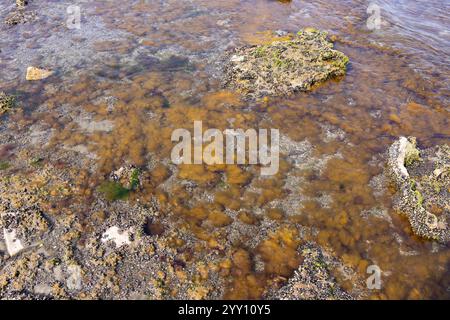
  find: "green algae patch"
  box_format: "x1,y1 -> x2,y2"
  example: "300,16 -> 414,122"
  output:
224,29 -> 349,99
98,167 -> 141,201
129,168 -> 140,191
98,181 -> 130,201
0,161 -> 11,170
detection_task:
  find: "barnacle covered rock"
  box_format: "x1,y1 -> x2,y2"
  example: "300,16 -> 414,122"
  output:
388,137 -> 449,243
224,29 -> 349,99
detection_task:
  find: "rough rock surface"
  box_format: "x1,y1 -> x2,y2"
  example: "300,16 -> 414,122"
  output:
266,242 -> 356,300
388,137 -> 450,243
224,29 -> 349,99
0,92 -> 16,115
0,164 -> 228,299
0,141 -> 362,300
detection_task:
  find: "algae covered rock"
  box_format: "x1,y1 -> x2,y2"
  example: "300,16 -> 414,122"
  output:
388,137 -> 450,243
224,29 -> 349,99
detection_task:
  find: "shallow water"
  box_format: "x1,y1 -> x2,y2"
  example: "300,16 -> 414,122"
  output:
0,0 -> 449,299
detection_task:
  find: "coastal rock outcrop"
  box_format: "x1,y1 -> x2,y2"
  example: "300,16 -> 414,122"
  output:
388,137 -> 449,243
224,29 -> 349,99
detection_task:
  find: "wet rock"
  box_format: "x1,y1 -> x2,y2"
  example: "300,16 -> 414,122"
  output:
387,137 -> 450,243
2,224 -> 24,257
26,67 -> 53,81
224,29 -> 349,99
389,137 -> 419,180
34,283 -> 52,296
66,265 -> 83,291
267,242 -> 355,300
74,116 -> 114,133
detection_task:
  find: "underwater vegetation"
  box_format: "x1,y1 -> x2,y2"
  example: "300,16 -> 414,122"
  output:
98,168 -> 140,201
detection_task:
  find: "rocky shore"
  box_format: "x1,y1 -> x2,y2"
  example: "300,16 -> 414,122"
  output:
387,137 -> 449,243
1,0 -> 449,300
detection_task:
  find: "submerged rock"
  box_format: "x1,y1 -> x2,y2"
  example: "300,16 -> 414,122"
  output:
16,0 -> 29,8
26,67 -> 53,81
2,217 -> 24,257
4,8 -> 36,25
266,242 -> 355,300
224,29 -> 349,99
388,137 -> 450,243
0,92 -> 17,115
1,207 -> 50,257
97,166 -> 141,201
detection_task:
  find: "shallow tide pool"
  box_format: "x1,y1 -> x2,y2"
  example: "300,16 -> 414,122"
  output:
0,0 -> 449,299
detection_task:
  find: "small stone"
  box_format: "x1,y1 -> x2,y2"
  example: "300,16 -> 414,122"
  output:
389,136 -> 418,179
66,265 -> 82,291
217,19 -> 230,27
34,283 -> 52,295
101,226 -> 133,248
1,212 -> 25,256
230,55 -> 245,63
3,228 -> 24,257
275,30 -> 288,37
26,67 -> 53,81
